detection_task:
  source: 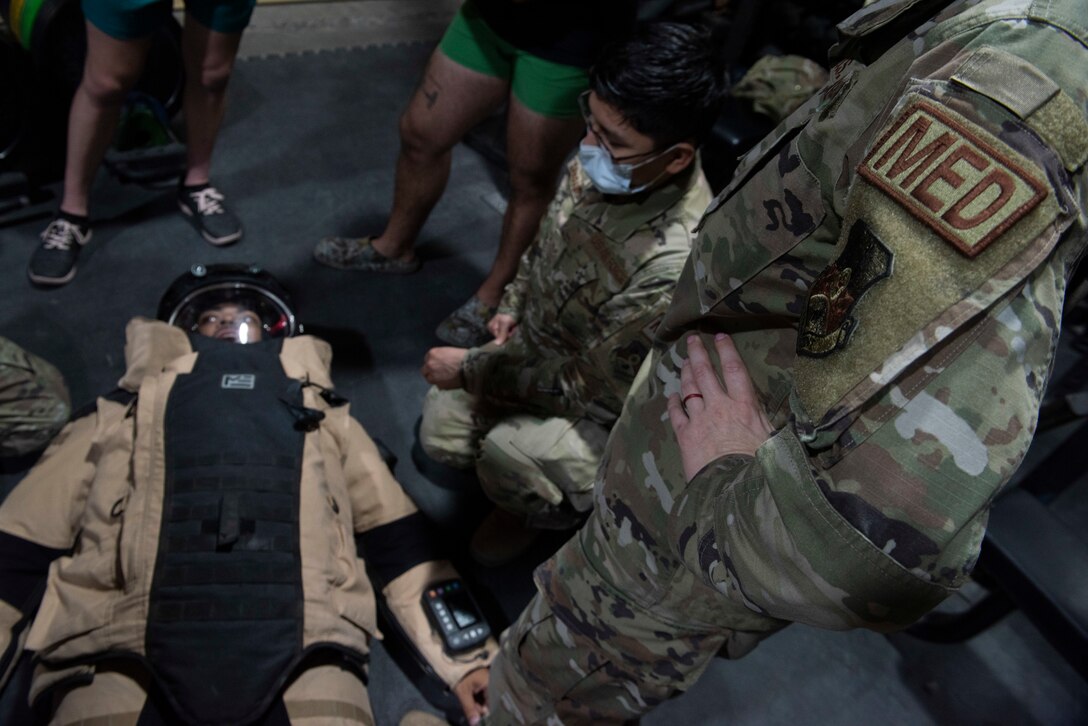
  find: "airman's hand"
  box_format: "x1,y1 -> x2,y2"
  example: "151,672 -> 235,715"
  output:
422,347 -> 468,390
666,334 -> 774,482
453,667 -> 490,725
487,313 -> 518,345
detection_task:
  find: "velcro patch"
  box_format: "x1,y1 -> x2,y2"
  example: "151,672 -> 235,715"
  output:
859,99 -> 1047,258
798,220 -> 892,358
221,374 -> 256,390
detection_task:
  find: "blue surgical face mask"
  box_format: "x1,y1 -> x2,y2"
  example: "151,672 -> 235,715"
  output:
577,142 -> 678,195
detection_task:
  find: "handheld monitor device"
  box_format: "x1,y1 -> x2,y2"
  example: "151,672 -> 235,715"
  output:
422,580 -> 491,653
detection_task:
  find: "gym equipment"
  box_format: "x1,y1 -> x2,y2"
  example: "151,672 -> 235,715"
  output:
0,0 -> 186,227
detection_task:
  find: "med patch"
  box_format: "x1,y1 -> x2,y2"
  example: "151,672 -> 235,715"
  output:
858,98 -> 1047,258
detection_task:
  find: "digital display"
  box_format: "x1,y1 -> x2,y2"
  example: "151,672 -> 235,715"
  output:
444,589 -> 479,628
424,580 -> 490,652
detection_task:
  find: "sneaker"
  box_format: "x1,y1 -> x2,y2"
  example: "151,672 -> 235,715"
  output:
27,218 -> 92,286
313,235 -> 421,274
469,508 -> 539,567
178,184 -> 243,246
435,296 -> 496,347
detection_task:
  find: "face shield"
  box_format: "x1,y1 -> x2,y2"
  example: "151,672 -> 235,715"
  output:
158,265 -> 299,344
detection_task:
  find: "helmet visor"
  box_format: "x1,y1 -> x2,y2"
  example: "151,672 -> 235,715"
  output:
165,283 -> 295,344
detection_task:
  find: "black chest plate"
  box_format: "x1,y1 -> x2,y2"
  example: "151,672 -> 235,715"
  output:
147,338 -> 305,725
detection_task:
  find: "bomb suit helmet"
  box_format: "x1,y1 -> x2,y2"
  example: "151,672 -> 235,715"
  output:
158,264 -> 299,344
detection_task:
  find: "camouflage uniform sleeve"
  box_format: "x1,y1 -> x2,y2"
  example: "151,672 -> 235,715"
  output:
496,246 -> 533,321
497,164 -> 573,321
0,337 -> 70,458
668,264 -> 1065,631
463,250 -> 689,423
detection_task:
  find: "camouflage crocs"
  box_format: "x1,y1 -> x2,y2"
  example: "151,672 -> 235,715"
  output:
313,235 -> 421,273
436,295 -> 496,347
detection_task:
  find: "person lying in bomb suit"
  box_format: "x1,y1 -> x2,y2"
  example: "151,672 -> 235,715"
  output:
0,265 -> 494,725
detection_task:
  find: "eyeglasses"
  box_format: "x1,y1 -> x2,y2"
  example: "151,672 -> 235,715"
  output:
577,91 -> 662,165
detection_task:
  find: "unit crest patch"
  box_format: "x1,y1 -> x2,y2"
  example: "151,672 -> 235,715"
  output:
798,220 -> 892,358
858,99 -> 1047,258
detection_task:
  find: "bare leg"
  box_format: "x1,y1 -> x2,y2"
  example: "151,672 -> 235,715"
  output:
60,22 -> 151,217
180,16 -> 243,186
372,50 -> 509,262
474,98 -> 583,307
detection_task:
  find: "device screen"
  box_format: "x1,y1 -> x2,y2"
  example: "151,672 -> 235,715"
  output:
445,589 -> 479,628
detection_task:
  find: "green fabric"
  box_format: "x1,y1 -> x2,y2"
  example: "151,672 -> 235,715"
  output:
1027,91 -> 1088,172
14,0 -> 45,48
437,0 -> 587,118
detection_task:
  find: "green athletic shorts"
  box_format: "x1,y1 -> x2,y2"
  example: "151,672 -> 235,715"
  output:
437,0 -> 588,119
83,0 -> 256,40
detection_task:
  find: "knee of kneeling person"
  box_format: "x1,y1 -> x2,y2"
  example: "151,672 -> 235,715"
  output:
419,403 -> 476,470
419,435 -> 476,470
476,433 -> 520,489
476,433 -> 555,506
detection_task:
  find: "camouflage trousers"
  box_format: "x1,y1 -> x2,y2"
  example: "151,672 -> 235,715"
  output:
0,337 -> 70,458
486,589 -> 733,725
485,513 -> 782,725
44,658 -> 373,725
419,387 -> 608,527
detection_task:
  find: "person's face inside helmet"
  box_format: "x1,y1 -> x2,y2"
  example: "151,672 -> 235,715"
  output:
195,303 -> 263,344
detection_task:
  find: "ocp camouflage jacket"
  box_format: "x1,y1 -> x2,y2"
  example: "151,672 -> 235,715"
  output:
462,156 -> 711,425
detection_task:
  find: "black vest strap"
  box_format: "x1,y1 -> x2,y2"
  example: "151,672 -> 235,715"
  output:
145,338 -> 306,725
